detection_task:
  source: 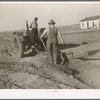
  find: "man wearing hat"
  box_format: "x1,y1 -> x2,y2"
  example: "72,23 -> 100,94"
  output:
40,19 -> 65,64
30,17 -> 39,48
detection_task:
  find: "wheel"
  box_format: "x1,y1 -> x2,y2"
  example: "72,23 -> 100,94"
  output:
11,34 -> 24,59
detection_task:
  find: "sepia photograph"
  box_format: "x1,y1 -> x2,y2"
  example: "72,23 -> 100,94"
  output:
0,2 -> 100,93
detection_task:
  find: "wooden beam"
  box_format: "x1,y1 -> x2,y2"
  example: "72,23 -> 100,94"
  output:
61,42 -> 100,59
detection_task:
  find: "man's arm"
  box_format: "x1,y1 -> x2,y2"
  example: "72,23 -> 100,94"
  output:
40,28 -> 47,38
57,29 -> 65,45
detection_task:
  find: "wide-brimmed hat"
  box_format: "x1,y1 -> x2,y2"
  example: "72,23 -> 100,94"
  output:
48,19 -> 56,25
34,17 -> 38,20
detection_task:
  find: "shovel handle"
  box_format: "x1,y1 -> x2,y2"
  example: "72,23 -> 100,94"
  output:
40,38 -> 48,52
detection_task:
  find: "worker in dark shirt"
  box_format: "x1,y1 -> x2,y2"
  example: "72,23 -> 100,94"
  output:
30,17 -> 39,47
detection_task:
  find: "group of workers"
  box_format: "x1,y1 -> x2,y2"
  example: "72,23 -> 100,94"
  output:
29,17 -> 65,64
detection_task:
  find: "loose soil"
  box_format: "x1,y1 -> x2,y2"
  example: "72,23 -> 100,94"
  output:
0,31 -> 100,89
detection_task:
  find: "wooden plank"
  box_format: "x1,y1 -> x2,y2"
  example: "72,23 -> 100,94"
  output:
61,42 -> 100,59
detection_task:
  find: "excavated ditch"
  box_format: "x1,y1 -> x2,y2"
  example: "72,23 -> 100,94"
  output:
0,32 -> 95,89
0,54 -> 93,89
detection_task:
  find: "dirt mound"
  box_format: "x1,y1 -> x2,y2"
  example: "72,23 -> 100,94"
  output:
69,59 -> 100,89
0,69 -> 63,89
0,60 -> 76,89
0,32 -> 15,61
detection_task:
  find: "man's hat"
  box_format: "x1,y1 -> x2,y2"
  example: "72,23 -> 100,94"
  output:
34,17 -> 38,20
48,19 -> 56,25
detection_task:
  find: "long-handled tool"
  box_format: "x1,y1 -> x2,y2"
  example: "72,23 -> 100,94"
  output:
40,38 -> 48,52
26,20 -> 29,31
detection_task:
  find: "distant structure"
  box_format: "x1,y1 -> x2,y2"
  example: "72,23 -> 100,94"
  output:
80,15 -> 100,29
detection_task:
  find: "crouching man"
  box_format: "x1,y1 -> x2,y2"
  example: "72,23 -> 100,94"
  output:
40,19 -> 65,64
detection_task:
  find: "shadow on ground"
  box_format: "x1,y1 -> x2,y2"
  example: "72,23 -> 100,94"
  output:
58,43 -> 80,50
89,49 -> 100,56
71,68 -> 80,75
79,49 -> 100,61
80,57 -> 100,61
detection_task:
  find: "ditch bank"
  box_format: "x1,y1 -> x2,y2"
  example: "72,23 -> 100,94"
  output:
0,52 -> 93,89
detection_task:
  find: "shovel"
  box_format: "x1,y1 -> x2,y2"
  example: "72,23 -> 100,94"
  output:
40,38 -> 48,52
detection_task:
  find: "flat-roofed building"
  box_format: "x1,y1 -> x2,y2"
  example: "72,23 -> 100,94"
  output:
80,15 -> 100,29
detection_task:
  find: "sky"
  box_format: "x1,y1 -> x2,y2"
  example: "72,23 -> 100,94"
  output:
0,2 -> 100,31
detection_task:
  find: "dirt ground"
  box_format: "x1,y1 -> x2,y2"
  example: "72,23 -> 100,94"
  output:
0,30 -> 100,89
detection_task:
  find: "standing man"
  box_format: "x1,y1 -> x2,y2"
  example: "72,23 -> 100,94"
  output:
30,17 -> 39,47
40,19 -> 65,64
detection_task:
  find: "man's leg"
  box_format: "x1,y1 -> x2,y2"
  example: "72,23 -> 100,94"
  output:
31,29 -> 35,46
25,35 -> 32,51
53,42 -> 58,64
35,37 -> 40,46
34,37 -> 40,53
47,42 -> 53,63
32,28 -> 38,46
35,29 -> 39,46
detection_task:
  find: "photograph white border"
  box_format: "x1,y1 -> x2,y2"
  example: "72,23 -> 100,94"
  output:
0,1 -> 100,99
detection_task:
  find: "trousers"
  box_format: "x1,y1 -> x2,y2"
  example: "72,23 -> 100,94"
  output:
47,40 -> 58,62
31,28 -> 39,46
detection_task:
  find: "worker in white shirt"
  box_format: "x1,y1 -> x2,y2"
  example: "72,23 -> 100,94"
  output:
40,19 -> 65,64
30,17 -> 39,47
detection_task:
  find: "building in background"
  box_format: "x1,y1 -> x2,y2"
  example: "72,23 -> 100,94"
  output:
80,15 -> 100,29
